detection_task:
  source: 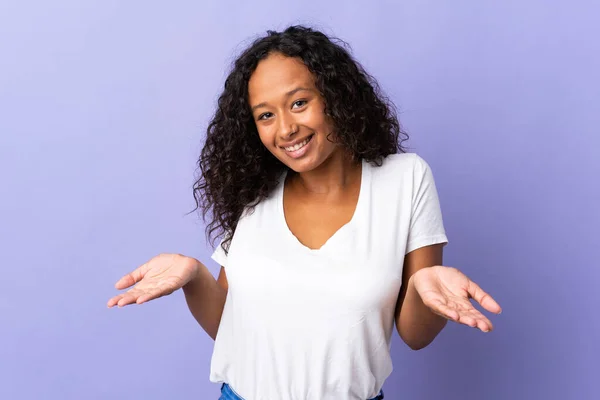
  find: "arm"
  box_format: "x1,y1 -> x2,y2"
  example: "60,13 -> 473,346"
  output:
395,243 -> 447,350
182,264 -> 228,340
108,254 -> 230,340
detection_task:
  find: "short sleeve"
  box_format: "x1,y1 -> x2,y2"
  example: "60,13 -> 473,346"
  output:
405,155 -> 449,254
211,239 -> 228,267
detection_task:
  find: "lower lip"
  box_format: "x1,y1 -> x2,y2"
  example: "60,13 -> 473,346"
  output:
283,135 -> 314,159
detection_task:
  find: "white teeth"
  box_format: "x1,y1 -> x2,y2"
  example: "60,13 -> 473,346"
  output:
284,137 -> 310,152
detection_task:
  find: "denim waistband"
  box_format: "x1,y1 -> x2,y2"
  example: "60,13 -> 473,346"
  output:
219,383 -> 384,400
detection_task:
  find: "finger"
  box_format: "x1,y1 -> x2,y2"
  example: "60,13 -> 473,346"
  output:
116,289 -> 148,307
455,306 -> 494,332
476,318 -> 493,333
136,291 -> 163,304
466,310 -> 493,332
426,299 -> 460,321
456,312 -> 478,328
438,297 -> 487,328
428,298 -> 493,332
137,282 -> 177,304
115,261 -> 150,290
107,294 -> 126,308
129,281 -> 175,305
135,288 -> 163,304
467,280 -> 502,314
472,309 -> 494,331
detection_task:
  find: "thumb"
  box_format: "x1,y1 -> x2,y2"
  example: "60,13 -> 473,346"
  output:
114,261 -> 150,290
467,279 -> 502,314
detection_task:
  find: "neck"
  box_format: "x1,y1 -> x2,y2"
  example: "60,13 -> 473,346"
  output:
290,150 -> 361,195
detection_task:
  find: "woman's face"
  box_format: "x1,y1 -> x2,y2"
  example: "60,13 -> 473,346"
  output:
248,53 -> 340,173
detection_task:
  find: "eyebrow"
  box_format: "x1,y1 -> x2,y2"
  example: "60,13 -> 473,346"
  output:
250,87 -> 312,113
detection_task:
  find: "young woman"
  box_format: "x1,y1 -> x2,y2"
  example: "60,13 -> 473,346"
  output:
107,26 -> 502,400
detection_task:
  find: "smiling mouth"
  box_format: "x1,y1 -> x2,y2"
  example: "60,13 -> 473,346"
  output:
282,134 -> 314,152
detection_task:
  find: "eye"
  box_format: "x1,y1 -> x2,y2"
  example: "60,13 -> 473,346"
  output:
292,100 -> 307,109
258,112 -> 273,121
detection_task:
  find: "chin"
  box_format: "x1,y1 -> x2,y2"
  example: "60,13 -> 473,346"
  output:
279,156 -> 322,173
283,160 -> 315,173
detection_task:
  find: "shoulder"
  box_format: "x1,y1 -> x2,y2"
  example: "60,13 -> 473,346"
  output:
371,153 -> 431,177
236,176 -> 283,226
368,153 -> 438,199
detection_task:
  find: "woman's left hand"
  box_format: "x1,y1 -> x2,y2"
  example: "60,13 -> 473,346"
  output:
412,266 -> 502,332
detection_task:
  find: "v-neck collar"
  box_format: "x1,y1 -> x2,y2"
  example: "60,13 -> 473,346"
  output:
277,159 -> 369,253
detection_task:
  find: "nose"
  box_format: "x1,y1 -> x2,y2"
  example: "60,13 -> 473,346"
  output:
278,112 -> 299,140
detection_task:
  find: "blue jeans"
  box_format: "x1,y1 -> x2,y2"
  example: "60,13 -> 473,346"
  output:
219,383 -> 384,400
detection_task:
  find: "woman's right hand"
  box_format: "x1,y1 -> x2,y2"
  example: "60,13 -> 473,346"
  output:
107,253 -> 201,308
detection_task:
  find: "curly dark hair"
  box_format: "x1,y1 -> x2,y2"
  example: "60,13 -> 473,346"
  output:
193,25 -> 409,254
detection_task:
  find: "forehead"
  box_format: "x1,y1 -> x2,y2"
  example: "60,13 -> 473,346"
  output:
248,53 -> 315,103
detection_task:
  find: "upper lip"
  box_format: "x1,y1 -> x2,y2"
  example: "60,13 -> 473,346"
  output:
279,134 -> 313,148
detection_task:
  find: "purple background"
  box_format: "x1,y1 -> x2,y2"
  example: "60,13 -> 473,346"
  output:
1,1 -> 598,399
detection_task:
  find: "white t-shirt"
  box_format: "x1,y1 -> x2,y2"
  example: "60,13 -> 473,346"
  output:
210,153 -> 448,400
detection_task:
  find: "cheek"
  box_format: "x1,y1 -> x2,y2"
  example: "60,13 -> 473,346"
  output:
312,116 -> 336,145
298,111 -> 331,139
256,127 -> 275,148
312,106 -> 334,133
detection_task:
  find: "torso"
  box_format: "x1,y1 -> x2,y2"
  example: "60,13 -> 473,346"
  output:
209,153 -> 448,400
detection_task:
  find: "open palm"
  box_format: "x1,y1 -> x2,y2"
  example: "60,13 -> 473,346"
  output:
107,253 -> 199,308
412,266 -> 502,332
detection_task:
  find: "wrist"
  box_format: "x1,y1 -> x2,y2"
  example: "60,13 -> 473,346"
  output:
411,266 -> 431,283
183,257 -> 206,289
406,274 -> 421,303
407,268 -> 432,304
